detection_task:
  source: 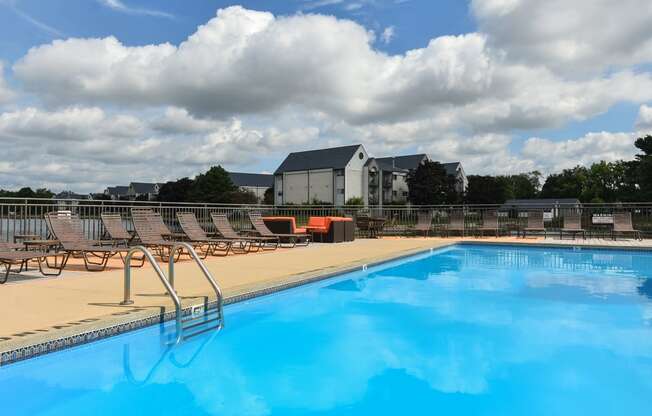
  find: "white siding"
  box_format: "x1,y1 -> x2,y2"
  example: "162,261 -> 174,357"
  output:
283,171 -> 309,204
308,169 -> 334,204
344,145 -> 368,204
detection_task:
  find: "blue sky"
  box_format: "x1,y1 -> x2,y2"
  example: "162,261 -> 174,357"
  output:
0,0 -> 651,192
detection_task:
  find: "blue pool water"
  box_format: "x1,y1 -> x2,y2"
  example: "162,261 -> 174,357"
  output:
2,244 -> 652,415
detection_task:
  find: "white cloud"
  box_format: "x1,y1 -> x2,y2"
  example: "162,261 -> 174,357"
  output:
2,4 -> 652,191
472,0 -> 652,74
97,0 -> 174,19
636,104 -> 652,130
521,131 -> 640,173
380,26 -> 395,44
13,7 -> 494,124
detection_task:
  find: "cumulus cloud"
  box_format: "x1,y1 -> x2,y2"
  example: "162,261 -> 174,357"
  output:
472,0 -> 652,74
380,26 -> 395,44
13,7 -> 494,124
2,4 -> 652,191
521,131 -> 640,173
0,106 -> 319,192
636,105 -> 652,131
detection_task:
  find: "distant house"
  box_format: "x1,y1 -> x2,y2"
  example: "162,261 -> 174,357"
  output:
274,144 -> 369,205
501,198 -> 582,220
364,154 -> 467,205
127,182 -> 163,200
53,190 -> 90,209
104,186 -> 129,200
228,172 -> 274,203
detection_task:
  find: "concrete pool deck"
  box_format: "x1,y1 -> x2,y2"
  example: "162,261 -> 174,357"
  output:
2,236 -> 652,364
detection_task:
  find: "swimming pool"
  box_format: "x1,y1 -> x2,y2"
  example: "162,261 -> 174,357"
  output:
2,243 -> 652,415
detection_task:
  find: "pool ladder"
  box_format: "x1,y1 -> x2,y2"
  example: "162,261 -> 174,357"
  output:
120,242 -> 224,343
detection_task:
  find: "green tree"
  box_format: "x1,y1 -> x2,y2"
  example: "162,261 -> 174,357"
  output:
227,189 -> 259,204
540,166 -> 589,200
465,175 -> 508,204
634,135 -> 652,201
263,187 -> 274,205
406,161 -> 457,205
158,178 -> 193,202
188,166 -> 237,203
345,197 -> 364,206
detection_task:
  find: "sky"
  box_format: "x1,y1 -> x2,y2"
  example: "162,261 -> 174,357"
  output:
0,0 -> 651,193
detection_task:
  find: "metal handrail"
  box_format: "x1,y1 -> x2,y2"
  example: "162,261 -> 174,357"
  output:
120,246 -> 182,337
168,242 -> 225,328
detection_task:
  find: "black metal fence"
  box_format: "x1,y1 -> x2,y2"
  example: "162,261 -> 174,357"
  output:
1,198 -> 651,242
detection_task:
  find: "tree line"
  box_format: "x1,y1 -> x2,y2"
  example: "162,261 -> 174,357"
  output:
157,165 -> 271,204
408,134 -> 652,205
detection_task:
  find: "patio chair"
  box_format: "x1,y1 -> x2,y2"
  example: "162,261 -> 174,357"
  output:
210,213 -> 279,251
0,250 -> 69,284
45,212 -> 141,271
130,209 -> 195,261
476,210 -> 501,238
612,212 -> 642,241
134,209 -> 186,241
445,210 -> 465,237
413,211 -> 433,237
248,212 -> 310,248
101,212 -> 136,246
176,212 -> 236,256
522,211 -> 546,238
560,212 -> 586,240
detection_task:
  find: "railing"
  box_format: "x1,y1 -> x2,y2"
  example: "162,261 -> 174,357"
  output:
1,197 -> 652,240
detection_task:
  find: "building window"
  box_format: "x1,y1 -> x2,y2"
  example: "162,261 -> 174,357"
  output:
337,189 -> 345,195
403,191 -> 408,196
358,152 -> 364,160
392,190 -> 397,196
393,174 -> 397,180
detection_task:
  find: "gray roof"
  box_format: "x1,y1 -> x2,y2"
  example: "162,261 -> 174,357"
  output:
105,186 -> 129,196
375,154 -> 428,171
54,191 -> 88,200
374,155 -> 462,176
274,144 -> 362,174
503,198 -> 581,209
442,162 -> 461,176
229,172 -> 273,188
130,182 -> 158,194
365,158 -> 409,173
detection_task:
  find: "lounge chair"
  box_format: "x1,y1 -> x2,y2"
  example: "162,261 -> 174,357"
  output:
130,209 -> 193,261
560,212 -> 586,240
176,212 -> 236,256
444,211 -> 465,237
210,213 -> 278,251
248,212 -> 310,248
612,212 -> 642,241
0,250 -> 69,284
476,210 -> 501,238
101,213 -> 136,246
45,212 -> 140,271
522,211 -> 546,238
133,209 -> 186,241
413,211 -> 433,237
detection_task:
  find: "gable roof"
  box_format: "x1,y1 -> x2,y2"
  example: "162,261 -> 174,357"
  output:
441,162 -> 462,176
105,186 -> 129,196
274,144 -> 363,174
229,172 -> 274,188
129,182 -> 159,194
375,154 -> 428,171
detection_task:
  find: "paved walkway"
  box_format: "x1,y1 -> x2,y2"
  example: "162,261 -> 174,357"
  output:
2,236 -> 650,358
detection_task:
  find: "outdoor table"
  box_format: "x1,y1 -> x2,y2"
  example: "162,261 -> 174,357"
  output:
23,239 -> 61,252
13,234 -> 40,244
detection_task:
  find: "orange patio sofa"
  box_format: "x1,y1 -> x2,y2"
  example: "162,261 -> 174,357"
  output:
306,216 -> 354,243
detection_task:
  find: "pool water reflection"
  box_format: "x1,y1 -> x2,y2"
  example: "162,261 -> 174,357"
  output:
2,244 -> 652,415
